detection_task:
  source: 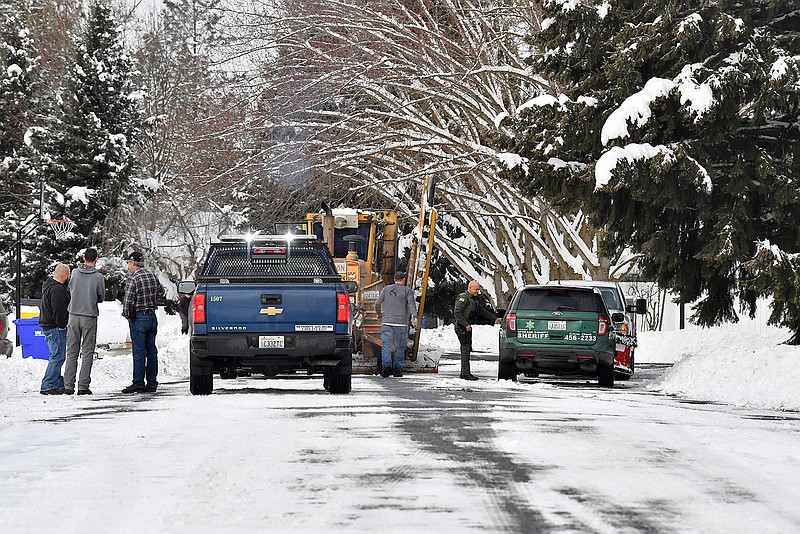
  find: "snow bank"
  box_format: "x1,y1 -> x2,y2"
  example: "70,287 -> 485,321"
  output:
0,302 -> 188,397
638,327 -> 800,411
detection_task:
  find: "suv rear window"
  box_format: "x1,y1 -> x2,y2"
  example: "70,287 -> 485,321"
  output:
515,288 -> 605,313
598,288 -> 622,310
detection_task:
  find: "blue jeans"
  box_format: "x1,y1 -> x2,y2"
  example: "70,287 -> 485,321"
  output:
130,313 -> 158,388
41,328 -> 67,391
380,325 -> 407,376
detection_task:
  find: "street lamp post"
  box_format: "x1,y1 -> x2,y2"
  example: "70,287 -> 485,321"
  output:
12,176 -> 45,345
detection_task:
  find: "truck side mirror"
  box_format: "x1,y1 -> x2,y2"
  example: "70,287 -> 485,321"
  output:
178,280 -> 197,294
611,312 -> 626,323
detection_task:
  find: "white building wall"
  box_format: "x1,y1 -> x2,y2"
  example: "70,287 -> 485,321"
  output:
619,282 -> 786,335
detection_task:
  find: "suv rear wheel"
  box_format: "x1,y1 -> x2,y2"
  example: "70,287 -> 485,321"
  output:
498,361 -> 517,381
597,364 -> 614,388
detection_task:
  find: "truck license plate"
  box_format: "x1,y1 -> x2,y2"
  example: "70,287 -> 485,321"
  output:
548,320 -> 567,331
258,335 -> 284,349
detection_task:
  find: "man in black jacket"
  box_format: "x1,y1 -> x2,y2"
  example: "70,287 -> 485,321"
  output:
39,263 -> 71,394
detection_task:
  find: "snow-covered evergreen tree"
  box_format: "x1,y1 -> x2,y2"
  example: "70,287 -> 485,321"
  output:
0,0 -> 38,209
0,0 -> 40,299
24,0 -> 143,290
508,1 -> 800,338
56,0 -> 142,227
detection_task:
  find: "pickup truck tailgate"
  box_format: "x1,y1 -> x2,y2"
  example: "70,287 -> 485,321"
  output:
205,284 -> 339,333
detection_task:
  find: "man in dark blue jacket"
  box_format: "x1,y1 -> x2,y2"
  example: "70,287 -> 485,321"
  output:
39,263 -> 71,394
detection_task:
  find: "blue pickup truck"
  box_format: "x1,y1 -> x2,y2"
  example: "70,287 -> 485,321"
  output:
179,235 -> 355,395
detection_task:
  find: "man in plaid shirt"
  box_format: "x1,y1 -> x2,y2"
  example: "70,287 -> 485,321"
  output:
122,251 -> 165,394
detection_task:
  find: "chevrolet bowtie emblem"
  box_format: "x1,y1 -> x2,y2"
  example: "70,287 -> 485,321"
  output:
260,307 -> 284,316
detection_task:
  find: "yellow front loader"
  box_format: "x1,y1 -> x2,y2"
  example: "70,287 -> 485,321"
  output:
301,178 -> 439,374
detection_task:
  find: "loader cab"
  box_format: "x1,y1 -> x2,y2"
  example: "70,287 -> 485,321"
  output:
303,208 -> 400,289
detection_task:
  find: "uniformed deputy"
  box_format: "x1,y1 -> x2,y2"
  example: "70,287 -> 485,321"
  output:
453,280 -> 500,380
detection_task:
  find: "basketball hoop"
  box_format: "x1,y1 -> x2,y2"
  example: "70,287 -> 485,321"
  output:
45,219 -> 77,240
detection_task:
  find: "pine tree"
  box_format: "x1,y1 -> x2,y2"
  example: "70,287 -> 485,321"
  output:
508,0 -> 800,340
52,0 -> 141,227
25,0 -> 143,293
0,0 -> 38,223
0,0 -> 41,300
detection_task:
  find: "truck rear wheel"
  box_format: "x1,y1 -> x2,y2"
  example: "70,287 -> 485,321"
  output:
190,369 -> 213,395
328,372 -> 351,394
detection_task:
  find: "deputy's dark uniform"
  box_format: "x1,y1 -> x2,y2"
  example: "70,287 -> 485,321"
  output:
453,290 -> 497,379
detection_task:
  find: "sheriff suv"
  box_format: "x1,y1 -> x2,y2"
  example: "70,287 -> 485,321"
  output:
498,285 -> 624,387
547,280 -> 645,381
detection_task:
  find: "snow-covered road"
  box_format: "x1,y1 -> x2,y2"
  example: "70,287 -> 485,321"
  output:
1,355 -> 799,534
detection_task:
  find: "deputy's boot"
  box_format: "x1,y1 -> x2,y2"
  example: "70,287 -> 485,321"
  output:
460,345 -> 478,380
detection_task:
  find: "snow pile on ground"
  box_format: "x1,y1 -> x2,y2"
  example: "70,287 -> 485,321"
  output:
637,328 -> 800,411
0,301 -> 189,397
3,314 -> 800,412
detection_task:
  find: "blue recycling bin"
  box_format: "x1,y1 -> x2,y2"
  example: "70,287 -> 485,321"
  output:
13,317 -> 50,360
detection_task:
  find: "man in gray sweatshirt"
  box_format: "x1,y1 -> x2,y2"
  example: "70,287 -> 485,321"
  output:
64,248 -> 105,395
374,271 -> 417,377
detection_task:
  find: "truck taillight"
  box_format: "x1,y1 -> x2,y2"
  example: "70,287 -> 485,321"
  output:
598,316 -> 608,336
506,313 -> 516,332
336,292 -> 349,323
192,293 -> 206,324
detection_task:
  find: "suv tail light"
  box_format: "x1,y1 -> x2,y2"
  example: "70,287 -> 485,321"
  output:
337,292 -> 350,323
506,313 -> 516,332
598,316 -> 609,336
192,293 -> 206,324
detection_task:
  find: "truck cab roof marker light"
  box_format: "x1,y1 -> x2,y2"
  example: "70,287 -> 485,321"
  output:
219,234 -> 318,243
